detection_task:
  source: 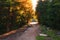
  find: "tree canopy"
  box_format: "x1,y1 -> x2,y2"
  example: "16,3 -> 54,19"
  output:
0,0 -> 32,35
36,0 -> 60,30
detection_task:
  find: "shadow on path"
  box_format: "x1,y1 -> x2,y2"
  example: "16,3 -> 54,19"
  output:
0,24 -> 40,40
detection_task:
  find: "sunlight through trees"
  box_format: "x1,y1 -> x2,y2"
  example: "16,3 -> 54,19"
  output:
0,0 -> 32,35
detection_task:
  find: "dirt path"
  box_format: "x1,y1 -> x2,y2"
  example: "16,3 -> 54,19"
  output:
0,24 -> 39,40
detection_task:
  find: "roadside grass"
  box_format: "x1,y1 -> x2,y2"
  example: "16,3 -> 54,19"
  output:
36,36 -> 46,40
36,25 -> 60,40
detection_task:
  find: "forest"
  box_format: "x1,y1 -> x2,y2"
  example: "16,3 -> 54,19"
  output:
36,0 -> 60,30
0,0 -> 32,35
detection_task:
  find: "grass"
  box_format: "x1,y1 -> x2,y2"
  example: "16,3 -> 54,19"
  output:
36,25 -> 60,40
36,36 -> 46,40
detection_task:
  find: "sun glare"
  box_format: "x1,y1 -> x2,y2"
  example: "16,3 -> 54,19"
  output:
31,0 -> 39,11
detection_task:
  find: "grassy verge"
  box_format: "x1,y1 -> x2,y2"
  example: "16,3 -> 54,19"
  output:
36,36 -> 46,40
36,25 -> 60,40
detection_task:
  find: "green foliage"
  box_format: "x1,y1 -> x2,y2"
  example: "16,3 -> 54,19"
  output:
0,0 -> 32,35
36,25 -> 60,40
36,0 -> 60,30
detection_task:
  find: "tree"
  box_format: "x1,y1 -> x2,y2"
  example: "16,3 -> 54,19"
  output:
36,0 -> 60,30
0,0 -> 32,35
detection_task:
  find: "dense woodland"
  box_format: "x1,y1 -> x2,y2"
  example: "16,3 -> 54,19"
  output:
36,0 -> 60,30
0,0 -> 60,35
0,0 -> 32,35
